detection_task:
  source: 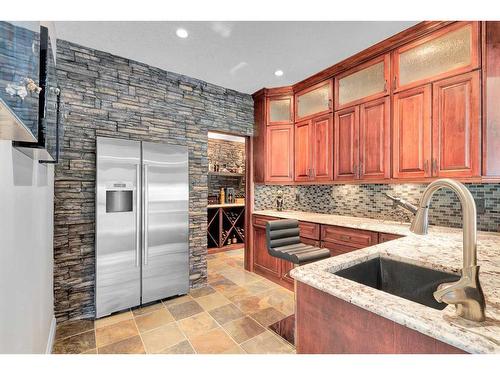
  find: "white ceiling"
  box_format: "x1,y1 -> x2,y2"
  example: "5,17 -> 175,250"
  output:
55,21 -> 418,94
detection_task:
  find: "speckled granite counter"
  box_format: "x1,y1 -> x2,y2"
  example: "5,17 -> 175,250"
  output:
253,210 -> 500,353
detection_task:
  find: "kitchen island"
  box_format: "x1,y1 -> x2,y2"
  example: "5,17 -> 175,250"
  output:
253,210 -> 500,354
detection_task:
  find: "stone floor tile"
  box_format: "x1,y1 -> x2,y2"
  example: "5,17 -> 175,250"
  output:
208,304 -> 245,325
132,302 -> 165,317
55,319 -> 94,341
160,340 -> 195,354
189,285 -> 217,299
177,312 -> 219,339
250,306 -> 287,327
98,335 -> 145,354
240,331 -> 295,354
134,308 -> 175,333
95,310 -> 133,329
232,294 -> 272,315
222,316 -> 266,344
53,330 -> 96,354
167,300 -> 204,320
95,319 -> 138,347
195,292 -> 231,311
189,328 -> 237,354
141,322 -> 185,353
162,294 -> 193,307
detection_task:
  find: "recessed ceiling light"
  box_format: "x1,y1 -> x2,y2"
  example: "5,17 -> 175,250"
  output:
176,28 -> 189,38
274,70 -> 284,77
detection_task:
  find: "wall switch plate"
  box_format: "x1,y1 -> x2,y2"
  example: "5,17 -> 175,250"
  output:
475,198 -> 485,214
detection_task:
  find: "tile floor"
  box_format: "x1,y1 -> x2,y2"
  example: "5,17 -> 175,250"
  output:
52,249 -> 296,354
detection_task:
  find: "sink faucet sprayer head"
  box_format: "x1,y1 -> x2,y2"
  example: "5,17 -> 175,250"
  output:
409,207 -> 429,235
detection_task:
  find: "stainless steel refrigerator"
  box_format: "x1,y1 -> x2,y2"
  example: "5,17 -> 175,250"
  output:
95,137 -> 189,318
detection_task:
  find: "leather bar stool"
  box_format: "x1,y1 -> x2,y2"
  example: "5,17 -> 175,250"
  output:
266,219 -> 330,268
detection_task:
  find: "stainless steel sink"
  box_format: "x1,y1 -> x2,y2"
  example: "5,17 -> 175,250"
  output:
333,257 -> 460,310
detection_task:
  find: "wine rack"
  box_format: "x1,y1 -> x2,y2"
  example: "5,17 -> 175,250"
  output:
207,205 -> 245,254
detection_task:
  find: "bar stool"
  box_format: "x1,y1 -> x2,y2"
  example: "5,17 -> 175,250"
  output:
266,219 -> 330,267
265,219 -> 330,347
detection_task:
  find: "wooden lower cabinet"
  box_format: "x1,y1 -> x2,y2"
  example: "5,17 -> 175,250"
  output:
296,282 -> 466,354
252,225 -> 281,280
379,232 -> 403,243
321,241 -> 357,257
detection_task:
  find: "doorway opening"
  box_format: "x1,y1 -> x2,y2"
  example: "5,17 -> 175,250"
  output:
207,131 -> 247,265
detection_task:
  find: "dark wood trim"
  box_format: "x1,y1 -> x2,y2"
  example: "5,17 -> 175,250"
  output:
245,135 -> 253,271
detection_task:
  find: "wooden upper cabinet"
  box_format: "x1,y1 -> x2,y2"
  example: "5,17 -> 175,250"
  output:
334,106 -> 359,181
265,124 -> 294,182
335,54 -> 390,110
432,71 -> 480,178
359,97 -> 390,180
393,22 -> 480,92
295,80 -> 333,121
393,85 -> 432,179
295,114 -> 333,182
267,95 -> 293,125
311,114 -> 333,181
294,120 -> 312,182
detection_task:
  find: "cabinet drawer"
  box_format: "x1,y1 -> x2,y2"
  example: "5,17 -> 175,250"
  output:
321,225 -> 378,248
299,221 -> 320,240
321,241 -> 358,257
301,237 -> 321,247
253,215 -> 278,228
378,233 -> 403,243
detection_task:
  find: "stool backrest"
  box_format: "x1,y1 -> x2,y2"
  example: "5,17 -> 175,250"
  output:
266,219 -> 301,253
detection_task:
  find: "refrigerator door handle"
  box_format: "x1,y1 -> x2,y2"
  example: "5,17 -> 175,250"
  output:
135,164 -> 141,267
143,164 -> 149,265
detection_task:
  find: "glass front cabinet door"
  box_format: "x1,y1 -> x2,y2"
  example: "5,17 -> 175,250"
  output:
0,21 -> 40,142
267,96 -> 293,125
393,22 -> 479,92
295,80 -> 333,121
335,54 -> 390,110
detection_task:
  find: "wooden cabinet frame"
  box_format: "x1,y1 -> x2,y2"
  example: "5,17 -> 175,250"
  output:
393,21 -> 480,93
335,53 -> 391,110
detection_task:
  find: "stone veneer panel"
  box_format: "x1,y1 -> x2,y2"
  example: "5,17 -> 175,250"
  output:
254,183 -> 500,232
54,40 -> 253,322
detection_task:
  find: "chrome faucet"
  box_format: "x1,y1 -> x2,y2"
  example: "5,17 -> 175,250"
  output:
410,179 -> 486,322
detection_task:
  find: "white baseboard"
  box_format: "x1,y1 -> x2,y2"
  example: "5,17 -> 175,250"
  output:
45,316 -> 57,354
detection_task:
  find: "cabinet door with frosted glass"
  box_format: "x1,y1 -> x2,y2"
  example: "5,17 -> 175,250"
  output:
267,95 -> 293,125
393,22 -> 479,92
335,54 -> 390,110
295,79 -> 333,121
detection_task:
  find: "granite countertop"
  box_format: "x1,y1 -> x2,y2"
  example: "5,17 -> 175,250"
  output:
253,210 -> 500,354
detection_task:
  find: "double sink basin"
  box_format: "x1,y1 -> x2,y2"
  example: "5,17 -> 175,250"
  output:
333,257 -> 460,310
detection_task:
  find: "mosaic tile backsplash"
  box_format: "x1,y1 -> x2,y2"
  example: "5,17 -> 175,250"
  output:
254,184 -> 500,232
